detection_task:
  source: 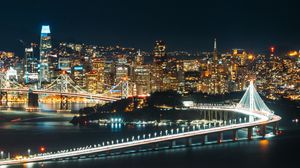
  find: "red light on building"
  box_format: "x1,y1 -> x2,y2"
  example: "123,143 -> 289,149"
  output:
40,146 -> 46,153
270,47 -> 275,53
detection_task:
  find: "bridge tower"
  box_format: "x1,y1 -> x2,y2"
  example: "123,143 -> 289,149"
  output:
121,80 -> 129,99
58,73 -> 70,111
43,72 -> 75,111
237,81 -> 273,115
0,73 -> 10,105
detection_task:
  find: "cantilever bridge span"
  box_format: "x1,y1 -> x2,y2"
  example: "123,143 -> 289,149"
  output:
0,81 -> 281,166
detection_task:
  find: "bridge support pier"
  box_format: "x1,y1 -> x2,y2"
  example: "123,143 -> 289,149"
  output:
232,129 -> 238,142
60,96 -> 69,111
260,125 -> 266,138
202,135 -> 208,145
153,143 -> 159,150
273,122 -> 279,135
248,127 -> 253,140
0,92 -> 8,106
169,140 -> 176,148
28,92 -> 39,108
186,137 -> 192,147
0,92 -> 2,105
217,132 -> 223,143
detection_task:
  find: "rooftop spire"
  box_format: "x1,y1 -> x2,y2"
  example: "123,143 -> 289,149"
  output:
214,38 -> 217,51
213,38 -> 218,61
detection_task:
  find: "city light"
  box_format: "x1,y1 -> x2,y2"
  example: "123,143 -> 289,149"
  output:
0,2 -> 297,167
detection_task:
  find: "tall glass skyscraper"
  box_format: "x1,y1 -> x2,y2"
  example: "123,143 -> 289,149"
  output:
39,25 -> 52,87
24,44 -> 39,84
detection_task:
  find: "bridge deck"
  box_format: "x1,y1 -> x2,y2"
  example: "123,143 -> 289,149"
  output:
0,108 -> 281,166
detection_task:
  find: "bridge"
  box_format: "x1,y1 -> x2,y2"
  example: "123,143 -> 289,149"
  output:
0,73 -> 128,107
0,81 -> 281,166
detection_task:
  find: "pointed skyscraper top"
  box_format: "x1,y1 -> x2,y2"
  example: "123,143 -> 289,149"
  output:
214,38 -> 217,51
137,49 -> 141,56
213,38 -> 218,61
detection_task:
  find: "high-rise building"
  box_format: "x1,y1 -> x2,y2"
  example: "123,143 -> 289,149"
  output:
151,40 -> 167,92
133,65 -> 150,97
85,70 -> 98,94
24,46 -> 38,83
135,50 -> 144,65
39,25 -> 52,87
91,58 -> 105,93
72,65 -> 85,88
153,40 -> 166,63
58,57 -> 71,73
115,65 -> 129,83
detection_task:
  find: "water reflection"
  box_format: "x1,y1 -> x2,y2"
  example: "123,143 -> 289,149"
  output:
4,102 -> 97,113
259,139 -> 270,151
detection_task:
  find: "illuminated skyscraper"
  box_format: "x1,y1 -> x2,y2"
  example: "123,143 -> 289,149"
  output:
151,40 -> 167,92
39,25 -> 52,87
24,44 -> 39,83
91,58 -> 105,93
133,65 -> 150,97
135,50 -> 144,65
153,40 -> 166,63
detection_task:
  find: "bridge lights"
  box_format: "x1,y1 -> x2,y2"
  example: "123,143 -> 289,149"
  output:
116,139 -> 119,143
160,131 -> 162,136
182,127 -> 184,132
171,129 -> 174,134
143,134 -> 146,139
154,132 -> 157,137
176,128 -> 179,134
137,135 -> 140,140
127,138 -> 129,142
193,126 -> 195,131
165,130 -> 168,135
28,149 -> 31,156
239,118 -> 242,123
148,133 -> 151,138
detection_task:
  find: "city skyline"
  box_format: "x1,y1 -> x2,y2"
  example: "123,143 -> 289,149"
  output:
1,0 -> 300,55
0,1 -> 299,167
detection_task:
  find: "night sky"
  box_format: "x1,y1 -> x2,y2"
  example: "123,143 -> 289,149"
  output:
0,0 -> 299,54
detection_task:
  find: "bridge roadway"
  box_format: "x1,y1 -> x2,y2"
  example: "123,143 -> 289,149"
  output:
0,88 -> 121,101
0,107 -> 281,166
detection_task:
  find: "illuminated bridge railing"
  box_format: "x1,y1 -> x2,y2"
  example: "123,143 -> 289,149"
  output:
0,117 -> 251,163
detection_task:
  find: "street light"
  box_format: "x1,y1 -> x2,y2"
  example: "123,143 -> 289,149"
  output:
28,149 -> 31,156
1,151 -> 3,159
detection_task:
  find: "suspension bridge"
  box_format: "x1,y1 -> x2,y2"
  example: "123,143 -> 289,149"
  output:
0,81 -> 281,166
0,73 -> 129,104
